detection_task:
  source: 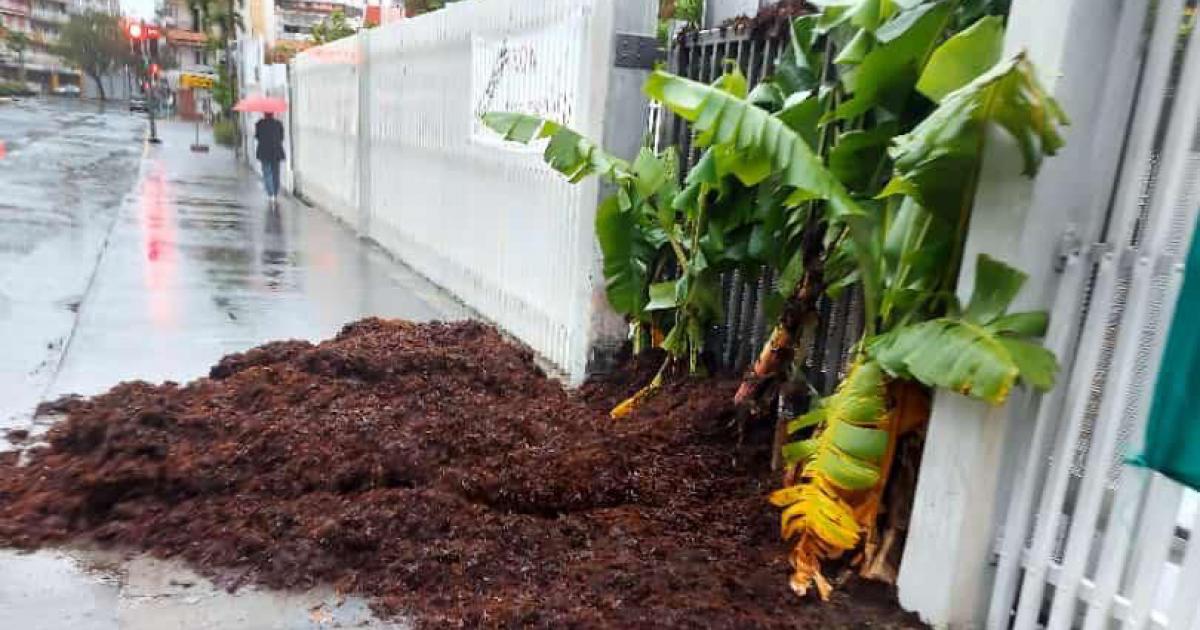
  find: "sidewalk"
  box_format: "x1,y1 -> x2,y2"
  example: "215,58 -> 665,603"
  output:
1,119 -> 464,629
47,119 -> 467,401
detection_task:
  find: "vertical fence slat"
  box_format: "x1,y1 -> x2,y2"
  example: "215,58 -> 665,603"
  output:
1011,249 -> 1125,630
1082,468 -> 1150,630
987,246 -> 1095,629
1166,495 -> 1200,630
1046,254 -> 1160,629
1122,475 -> 1184,630
1105,0 -> 1189,249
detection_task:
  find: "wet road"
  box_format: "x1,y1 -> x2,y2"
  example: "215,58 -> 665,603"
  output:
0,98 -> 144,427
1,99 -> 466,427
1,99 -> 465,628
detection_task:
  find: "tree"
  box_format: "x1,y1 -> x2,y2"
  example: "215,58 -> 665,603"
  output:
309,10 -> 355,45
56,12 -> 130,101
5,30 -> 30,83
189,0 -> 242,128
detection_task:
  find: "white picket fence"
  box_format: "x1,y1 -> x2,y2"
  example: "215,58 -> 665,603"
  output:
987,1 -> 1200,628
292,36 -> 361,227
288,0 -> 629,382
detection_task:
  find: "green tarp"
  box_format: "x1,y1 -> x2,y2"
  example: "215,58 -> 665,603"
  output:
1134,221 -> 1200,491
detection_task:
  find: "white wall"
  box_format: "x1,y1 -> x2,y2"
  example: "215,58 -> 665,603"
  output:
704,0 -> 760,27
289,0 -> 649,382
291,35 -> 360,226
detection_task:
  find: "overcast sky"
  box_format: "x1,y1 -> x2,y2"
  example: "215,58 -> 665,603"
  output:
122,0 -> 157,20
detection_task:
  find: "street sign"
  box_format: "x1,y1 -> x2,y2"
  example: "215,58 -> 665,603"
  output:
181,73 -> 215,90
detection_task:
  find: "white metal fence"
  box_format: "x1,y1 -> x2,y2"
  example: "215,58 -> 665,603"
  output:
290,0 -> 625,381
988,1 -> 1200,628
292,35 -> 361,227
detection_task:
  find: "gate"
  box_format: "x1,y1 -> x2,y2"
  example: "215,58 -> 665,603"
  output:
663,21 -> 863,394
988,1 -> 1200,628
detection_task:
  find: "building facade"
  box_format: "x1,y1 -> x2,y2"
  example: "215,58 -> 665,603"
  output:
276,0 -> 361,42
1,0 -> 82,88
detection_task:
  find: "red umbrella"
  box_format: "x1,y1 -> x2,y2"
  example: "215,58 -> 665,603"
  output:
232,95 -> 288,114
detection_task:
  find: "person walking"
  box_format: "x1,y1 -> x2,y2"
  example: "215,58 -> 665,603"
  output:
254,113 -> 286,205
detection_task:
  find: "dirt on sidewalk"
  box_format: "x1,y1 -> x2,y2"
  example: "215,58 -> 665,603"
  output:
0,319 -> 924,628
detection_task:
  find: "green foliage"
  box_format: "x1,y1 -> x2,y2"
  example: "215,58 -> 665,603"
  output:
915,15 -> 1004,102
830,1 -> 954,120
310,10 -> 357,45
0,81 -> 34,96
781,360 -> 889,473
188,0 -> 241,42
212,68 -> 235,111
212,118 -> 237,147
484,1 -> 1071,595
638,0 -> 1067,598
5,29 -> 29,55
404,0 -> 469,17
868,254 -> 1057,403
660,0 -> 703,25
56,12 -> 133,101
644,69 -> 859,215
482,112 -> 630,183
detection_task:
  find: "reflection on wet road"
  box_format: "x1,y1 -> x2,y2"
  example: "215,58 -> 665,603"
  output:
40,121 -> 466,403
0,106 -> 466,420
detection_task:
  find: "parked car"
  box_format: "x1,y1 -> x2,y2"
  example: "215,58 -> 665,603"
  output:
53,84 -> 81,97
129,98 -> 147,112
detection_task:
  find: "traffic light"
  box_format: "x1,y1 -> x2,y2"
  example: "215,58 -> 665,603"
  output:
148,63 -> 159,79
127,21 -> 143,40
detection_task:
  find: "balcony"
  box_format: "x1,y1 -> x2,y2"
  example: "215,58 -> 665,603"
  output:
0,1 -> 29,16
30,9 -> 65,23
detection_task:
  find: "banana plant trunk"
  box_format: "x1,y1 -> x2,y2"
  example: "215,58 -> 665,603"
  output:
734,218 -> 827,416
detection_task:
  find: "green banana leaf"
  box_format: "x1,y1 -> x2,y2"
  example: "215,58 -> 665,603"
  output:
781,360 -> 890,486
644,69 -> 884,327
810,0 -> 904,33
483,112 -> 673,319
833,1 -> 955,120
595,195 -> 654,316
881,53 -> 1068,220
868,254 -> 1058,404
915,15 -> 1004,103
481,112 -> 629,184
643,70 -> 861,218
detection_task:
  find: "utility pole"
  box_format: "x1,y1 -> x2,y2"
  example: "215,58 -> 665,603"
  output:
126,20 -> 163,145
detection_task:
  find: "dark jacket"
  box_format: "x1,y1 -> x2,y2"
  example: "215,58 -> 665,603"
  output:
255,117 -> 286,162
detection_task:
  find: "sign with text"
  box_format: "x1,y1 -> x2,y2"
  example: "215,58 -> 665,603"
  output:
470,6 -> 590,147
181,73 -> 215,90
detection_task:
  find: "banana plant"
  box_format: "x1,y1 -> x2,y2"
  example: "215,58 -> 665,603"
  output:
649,2 -> 1066,598
487,0 -> 1067,600
482,112 -> 722,414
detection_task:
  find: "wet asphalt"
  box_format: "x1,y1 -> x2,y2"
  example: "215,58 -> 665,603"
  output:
0,98 -> 464,628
